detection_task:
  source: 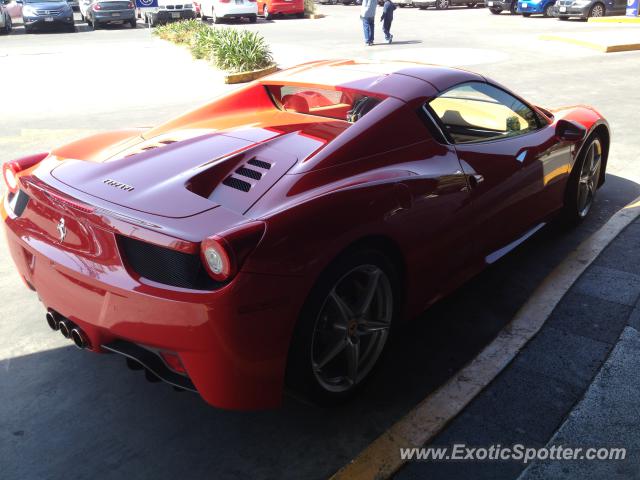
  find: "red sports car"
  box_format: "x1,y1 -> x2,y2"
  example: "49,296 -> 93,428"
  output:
2,60 -> 609,410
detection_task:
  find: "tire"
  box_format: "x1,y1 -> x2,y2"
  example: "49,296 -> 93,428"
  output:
130,19 -> 136,27
286,248 -> 399,405
558,14 -> 568,18
522,12 -> 531,16
489,6 -> 502,13
588,2 -> 604,16
249,13 -> 257,22
435,0 -> 449,8
509,1 -> 517,13
562,135 -> 604,224
296,11 -> 305,17
1,14 -> 11,34
543,3 -> 553,16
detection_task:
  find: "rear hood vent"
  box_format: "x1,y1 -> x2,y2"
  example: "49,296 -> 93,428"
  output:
50,132 -> 298,218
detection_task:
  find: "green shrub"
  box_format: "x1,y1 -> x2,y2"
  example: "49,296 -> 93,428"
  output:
209,29 -> 274,73
155,20 -> 275,73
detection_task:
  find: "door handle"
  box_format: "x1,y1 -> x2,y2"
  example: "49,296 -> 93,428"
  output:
468,174 -> 484,188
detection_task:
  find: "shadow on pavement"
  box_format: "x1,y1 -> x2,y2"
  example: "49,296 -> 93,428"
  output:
1,173 -> 639,480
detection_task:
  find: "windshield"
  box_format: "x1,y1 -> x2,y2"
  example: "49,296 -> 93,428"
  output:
266,85 -> 381,123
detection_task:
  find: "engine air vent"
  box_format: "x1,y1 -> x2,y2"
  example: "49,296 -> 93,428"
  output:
236,167 -> 262,180
247,158 -> 272,170
222,176 -> 251,192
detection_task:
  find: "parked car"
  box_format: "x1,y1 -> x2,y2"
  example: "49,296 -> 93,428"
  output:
139,0 -> 195,25
257,0 -> 303,18
414,0 -> 482,9
199,0 -> 256,23
486,0 -> 517,13
85,0 -> 136,28
20,0 -> 76,32
0,0 -> 12,33
553,0 -> 625,18
517,0 -> 555,15
2,60 -> 609,409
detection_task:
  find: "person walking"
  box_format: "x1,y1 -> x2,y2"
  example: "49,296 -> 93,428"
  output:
360,0 -> 377,46
380,0 -> 396,44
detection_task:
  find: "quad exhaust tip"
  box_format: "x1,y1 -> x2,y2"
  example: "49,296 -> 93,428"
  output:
45,311 -> 60,331
58,319 -> 72,339
70,328 -> 89,349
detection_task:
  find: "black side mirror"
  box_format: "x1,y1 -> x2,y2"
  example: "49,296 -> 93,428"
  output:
556,119 -> 586,142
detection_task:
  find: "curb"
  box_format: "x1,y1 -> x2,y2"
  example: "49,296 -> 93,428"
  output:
223,65 -> 279,84
539,34 -> 640,53
330,195 -> 640,480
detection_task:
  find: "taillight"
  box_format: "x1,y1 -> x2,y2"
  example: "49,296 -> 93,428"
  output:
93,3 -> 101,10
219,0 -> 230,3
200,221 -> 265,282
2,152 -> 48,194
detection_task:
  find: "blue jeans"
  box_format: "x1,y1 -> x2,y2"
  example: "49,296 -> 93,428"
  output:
362,16 -> 374,44
382,18 -> 392,41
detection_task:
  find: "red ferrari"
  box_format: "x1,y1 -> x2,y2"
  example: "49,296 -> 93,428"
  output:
2,60 -> 609,410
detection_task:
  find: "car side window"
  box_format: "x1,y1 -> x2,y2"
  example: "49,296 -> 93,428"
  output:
427,82 -> 541,144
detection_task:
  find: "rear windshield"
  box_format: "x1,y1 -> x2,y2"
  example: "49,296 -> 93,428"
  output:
266,85 -> 381,123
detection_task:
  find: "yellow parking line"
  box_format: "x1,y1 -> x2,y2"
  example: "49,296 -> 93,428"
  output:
330,194 -> 640,480
539,34 -> 640,53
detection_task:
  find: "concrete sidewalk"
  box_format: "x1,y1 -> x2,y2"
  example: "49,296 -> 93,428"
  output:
397,216 -> 640,480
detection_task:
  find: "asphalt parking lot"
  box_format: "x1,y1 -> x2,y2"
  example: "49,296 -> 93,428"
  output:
1,5 -> 640,480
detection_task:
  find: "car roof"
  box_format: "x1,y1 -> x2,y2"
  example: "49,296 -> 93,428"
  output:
261,59 -> 486,102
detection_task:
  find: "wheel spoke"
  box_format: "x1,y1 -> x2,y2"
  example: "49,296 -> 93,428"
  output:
346,339 -> 360,384
358,319 -> 390,336
314,338 -> 347,371
355,269 -> 381,315
329,290 -> 354,324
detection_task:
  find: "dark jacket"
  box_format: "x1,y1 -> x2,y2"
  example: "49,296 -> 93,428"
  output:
380,0 -> 396,22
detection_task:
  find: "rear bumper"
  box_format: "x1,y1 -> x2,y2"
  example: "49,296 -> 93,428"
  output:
267,2 -> 304,14
518,2 -> 545,12
154,9 -> 195,21
2,195 -> 307,410
486,0 -> 514,8
553,3 -> 589,16
94,10 -> 136,22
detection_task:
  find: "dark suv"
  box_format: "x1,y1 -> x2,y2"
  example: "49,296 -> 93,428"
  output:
553,0 -> 626,18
